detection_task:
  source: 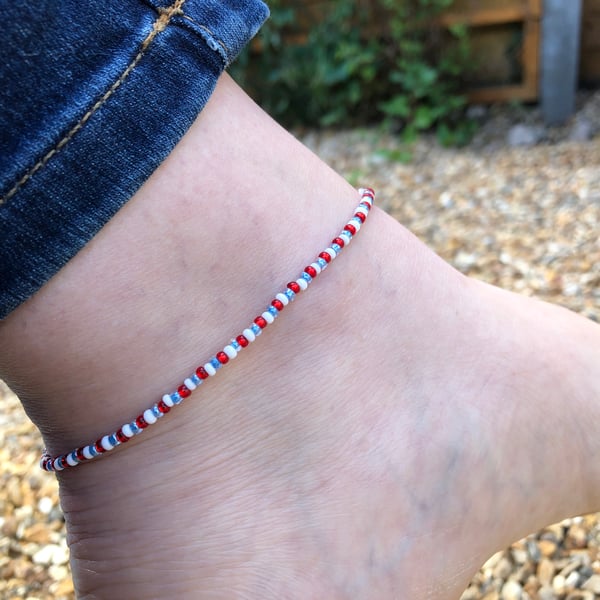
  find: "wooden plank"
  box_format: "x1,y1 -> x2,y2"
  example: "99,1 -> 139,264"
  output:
521,17 -> 540,98
440,3 -> 541,28
580,0 -> 600,82
527,0 -> 543,17
467,84 -> 538,103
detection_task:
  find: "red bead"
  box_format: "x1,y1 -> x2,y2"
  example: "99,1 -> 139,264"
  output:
178,384 -> 191,398
363,187 -> 375,197
271,299 -> 284,311
344,223 -> 356,235
196,366 -> 209,380
354,211 -> 366,223
75,447 -> 86,461
254,316 -> 267,329
136,415 -> 148,429
333,237 -> 345,248
116,429 -> 130,443
157,400 -> 171,414
217,351 -> 229,364
287,281 -> 301,294
305,266 -> 317,278
94,440 -> 106,453
236,335 -> 249,348
319,251 -> 332,264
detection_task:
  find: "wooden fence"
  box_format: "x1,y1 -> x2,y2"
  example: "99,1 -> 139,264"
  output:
263,0 -> 599,102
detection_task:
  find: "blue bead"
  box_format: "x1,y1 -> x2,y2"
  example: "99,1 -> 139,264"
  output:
317,257 -> 327,269
152,405 -> 162,418
268,305 -> 278,316
172,392 -> 182,405
70,451 -> 78,464
331,244 -> 341,254
359,202 -> 370,210
89,445 -> 98,457
191,373 -> 201,385
130,422 -> 140,435
285,289 -> 295,300
251,323 -> 261,335
351,217 -> 362,227
55,457 -> 64,469
210,357 -> 222,370
108,433 -> 118,446
231,339 -> 241,351
302,272 -> 312,283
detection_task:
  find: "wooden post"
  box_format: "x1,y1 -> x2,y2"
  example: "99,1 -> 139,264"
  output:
541,0 -> 583,125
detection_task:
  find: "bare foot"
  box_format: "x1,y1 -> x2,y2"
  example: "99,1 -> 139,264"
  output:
1,75 -> 599,599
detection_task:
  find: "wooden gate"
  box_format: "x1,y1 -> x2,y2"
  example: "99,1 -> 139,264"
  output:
440,0 -> 542,102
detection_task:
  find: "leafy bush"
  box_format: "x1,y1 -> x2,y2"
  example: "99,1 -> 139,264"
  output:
231,0 -> 475,145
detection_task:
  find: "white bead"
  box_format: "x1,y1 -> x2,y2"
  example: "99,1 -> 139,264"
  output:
325,248 -> 337,260
143,408 -> 158,425
243,327 -> 256,343
204,362 -> 217,376
53,458 -> 65,471
66,453 -> 78,467
83,446 -> 95,459
356,206 -> 369,218
224,345 -> 238,359
349,218 -> 361,231
184,378 -> 197,391
310,262 -> 322,275
339,232 -> 351,245
276,292 -> 289,306
162,393 -> 174,408
296,278 -> 308,291
262,311 -> 275,324
101,435 -> 114,451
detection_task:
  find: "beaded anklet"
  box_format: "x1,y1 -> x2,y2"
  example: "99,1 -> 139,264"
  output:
40,188 -> 375,472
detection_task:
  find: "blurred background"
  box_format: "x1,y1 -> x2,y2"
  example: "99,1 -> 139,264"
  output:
2,1 -> 599,598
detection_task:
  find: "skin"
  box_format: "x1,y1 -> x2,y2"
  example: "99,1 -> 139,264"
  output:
1,74 -> 599,599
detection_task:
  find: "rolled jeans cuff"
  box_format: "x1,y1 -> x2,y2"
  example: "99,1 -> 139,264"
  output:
0,0 -> 269,319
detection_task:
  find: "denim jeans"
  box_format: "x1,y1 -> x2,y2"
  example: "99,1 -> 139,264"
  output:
0,0 -> 269,319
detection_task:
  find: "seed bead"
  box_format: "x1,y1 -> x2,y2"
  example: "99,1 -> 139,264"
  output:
39,189 -> 374,471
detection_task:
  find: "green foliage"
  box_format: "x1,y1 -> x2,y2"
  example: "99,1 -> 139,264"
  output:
231,0 -> 475,145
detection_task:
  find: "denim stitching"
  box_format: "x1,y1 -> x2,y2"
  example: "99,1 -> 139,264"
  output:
0,0 -> 187,207
179,14 -> 230,62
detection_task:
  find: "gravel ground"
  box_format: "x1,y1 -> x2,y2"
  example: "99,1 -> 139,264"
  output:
1,93 -> 600,599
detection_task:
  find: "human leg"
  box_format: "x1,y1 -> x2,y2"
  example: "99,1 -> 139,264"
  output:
1,74 -> 599,599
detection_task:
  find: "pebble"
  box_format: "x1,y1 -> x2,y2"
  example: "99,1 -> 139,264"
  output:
553,574 -> 567,595
538,586 -> 556,600
501,580 -> 523,600
569,118 -> 596,142
507,124 -> 546,147
37,496 -> 54,516
538,558 -> 556,585
494,557 -> 514,580
32,544 -> 69,567
582,573 -> 600,593
538,540 -> 558,558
